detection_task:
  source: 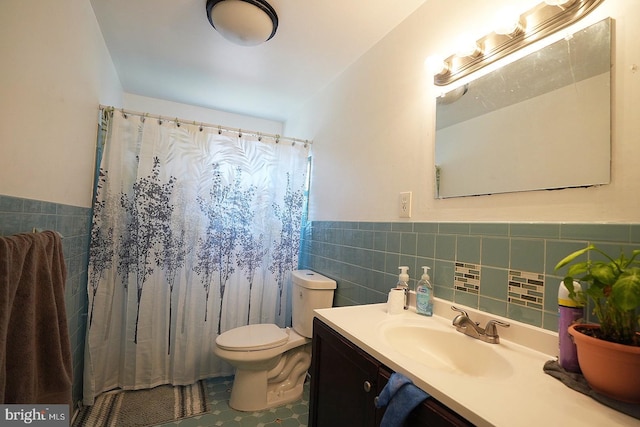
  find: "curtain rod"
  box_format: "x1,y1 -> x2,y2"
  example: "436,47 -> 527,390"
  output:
99,105 -> 312,147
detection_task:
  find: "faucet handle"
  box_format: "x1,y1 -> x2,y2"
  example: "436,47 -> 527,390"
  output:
451,306 -> 477,327
450,306 -> 469,318
484,319 -> 510,337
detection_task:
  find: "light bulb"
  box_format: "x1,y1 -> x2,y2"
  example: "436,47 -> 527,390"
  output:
455,35 -> 482,57
425,55 -> 448,76
494,7 -> 524,35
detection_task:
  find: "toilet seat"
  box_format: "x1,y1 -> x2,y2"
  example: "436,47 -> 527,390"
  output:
216,324 -> 289,351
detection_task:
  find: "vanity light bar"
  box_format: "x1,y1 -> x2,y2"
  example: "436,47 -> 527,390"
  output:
433,0 -> 604,86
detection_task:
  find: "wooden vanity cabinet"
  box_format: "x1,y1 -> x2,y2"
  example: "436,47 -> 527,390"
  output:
309,316 -> 381,426
310,317 -> 474,427
377,366 -> 474,427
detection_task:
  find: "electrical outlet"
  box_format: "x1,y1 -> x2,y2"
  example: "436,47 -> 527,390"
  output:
399,191 -> 412,218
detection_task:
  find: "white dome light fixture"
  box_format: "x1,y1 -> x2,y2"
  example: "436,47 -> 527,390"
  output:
206,0 -> 278,47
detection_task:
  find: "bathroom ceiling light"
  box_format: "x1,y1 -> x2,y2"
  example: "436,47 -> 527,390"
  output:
206,0 -> 278,47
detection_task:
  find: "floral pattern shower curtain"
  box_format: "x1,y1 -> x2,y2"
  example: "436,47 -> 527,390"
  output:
84,109 -> 309,404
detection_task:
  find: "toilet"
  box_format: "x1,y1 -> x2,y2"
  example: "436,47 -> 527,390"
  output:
214,269 -> 336,412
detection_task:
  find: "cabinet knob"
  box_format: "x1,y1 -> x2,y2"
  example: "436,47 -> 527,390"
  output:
363,381 -> 372,393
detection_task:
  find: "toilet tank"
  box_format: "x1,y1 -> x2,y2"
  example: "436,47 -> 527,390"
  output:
291,270 -> 336,338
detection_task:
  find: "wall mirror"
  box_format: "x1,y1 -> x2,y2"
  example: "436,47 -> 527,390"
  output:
434,18 -> 611,199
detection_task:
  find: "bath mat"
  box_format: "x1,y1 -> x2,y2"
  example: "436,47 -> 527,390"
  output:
72,380 -> 209,427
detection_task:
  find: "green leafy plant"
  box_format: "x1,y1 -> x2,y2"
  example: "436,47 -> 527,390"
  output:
554,244 -> 640,346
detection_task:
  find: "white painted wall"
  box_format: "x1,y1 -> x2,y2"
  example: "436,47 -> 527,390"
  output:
0,0 -> 123,208
285,0 -> 640,223
0,0 -> 285,209
122,94 -> 283,135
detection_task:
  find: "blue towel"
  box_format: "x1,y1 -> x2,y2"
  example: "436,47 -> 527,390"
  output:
375,372 -> 430,427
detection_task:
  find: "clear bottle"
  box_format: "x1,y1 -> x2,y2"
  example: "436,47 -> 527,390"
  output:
416,266 -> 433,316
396,266 -> 410,310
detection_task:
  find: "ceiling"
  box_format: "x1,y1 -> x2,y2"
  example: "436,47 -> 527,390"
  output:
90,0 -> 428,123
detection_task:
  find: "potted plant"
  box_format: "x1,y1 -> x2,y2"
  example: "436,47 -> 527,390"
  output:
555,244 -> 640,403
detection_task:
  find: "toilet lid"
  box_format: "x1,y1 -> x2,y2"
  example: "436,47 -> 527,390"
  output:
216,324 -> 289,351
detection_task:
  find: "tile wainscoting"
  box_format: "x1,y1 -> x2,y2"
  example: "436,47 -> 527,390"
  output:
300,221 -> 640,332
4,194 -> 640,405
0,194 -> 91,406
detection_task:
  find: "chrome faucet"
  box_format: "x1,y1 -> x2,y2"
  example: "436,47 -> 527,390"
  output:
451,306 -> 510,344
395,282 -> 410,310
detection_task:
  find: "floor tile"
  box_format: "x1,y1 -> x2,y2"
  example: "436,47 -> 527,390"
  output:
156,377 -> 309,427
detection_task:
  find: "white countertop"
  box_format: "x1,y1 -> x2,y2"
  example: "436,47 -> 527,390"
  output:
313,299 -> 639,427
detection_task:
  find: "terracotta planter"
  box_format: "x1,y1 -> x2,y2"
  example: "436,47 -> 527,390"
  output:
568,323 -> 640,403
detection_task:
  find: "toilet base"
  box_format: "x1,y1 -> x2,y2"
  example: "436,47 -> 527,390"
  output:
229,344 -> 311,412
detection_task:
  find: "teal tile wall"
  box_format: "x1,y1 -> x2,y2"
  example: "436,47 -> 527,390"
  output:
300,221 -> 640,333
1,194 -> 91,407
3,198 -> 638,404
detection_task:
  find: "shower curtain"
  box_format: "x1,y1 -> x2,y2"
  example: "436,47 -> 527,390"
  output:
83,109 -> 310,405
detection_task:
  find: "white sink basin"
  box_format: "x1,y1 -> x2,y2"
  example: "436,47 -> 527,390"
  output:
314,303 -> 633,427
379,318 -> 513,379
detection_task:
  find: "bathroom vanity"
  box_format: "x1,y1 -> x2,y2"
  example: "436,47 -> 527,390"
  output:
310,316 -> 472,426
309,301 -> 639,427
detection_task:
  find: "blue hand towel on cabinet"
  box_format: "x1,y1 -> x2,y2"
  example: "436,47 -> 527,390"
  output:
375,372 -> 430,427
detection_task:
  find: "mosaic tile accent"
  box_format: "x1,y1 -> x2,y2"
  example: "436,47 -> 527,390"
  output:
454,262 -> 480,295
508,270 -> 545,310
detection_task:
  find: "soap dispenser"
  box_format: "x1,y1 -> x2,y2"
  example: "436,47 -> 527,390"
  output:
396,266 -> 410,310
416,266 -> 433,316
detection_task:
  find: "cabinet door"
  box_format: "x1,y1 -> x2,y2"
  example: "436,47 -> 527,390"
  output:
376,367 -> 475,427
310,317 -> 380,427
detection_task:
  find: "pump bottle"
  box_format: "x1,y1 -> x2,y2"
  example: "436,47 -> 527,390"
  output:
416,266 -> 433,316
